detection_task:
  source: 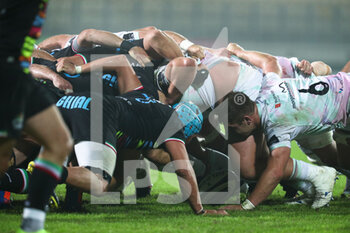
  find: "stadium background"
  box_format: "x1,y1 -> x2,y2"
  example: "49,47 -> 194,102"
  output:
43,0 -> 350,71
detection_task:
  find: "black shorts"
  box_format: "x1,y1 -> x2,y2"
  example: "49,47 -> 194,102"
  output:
0,61 -> 54,138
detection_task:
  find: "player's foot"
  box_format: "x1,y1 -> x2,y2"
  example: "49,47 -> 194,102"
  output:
0,190 -> 12,209
49,190 -> 60,209
26,161 -> 35,174
310,166 -> 336,209
285,194 -> 313,205
16,228 -> 49,233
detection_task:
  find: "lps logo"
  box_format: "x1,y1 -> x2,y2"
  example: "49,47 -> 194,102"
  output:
339,88 -> 343,93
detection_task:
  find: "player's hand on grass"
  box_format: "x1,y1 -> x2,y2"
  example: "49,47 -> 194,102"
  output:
202,209 -> 229,216
128,46 -> 153,67
297,59 -> 313,76
220,204 -> 244,211
187,44 -> 205,60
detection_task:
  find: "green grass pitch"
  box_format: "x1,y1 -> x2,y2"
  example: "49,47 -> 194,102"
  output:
1,141 -> 349,233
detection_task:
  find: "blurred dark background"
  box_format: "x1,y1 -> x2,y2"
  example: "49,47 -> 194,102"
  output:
43,0 -> 350,71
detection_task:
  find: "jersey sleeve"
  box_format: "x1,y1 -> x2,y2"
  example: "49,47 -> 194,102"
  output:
265,123 -> 293,151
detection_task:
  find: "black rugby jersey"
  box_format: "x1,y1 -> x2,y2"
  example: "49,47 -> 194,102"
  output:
57,90 -> 185,152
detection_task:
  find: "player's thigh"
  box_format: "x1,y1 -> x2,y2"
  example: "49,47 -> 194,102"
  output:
24,105 -> 72,160
232,135 -> 257,179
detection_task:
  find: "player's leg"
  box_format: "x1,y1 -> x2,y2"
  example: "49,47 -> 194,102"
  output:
19,104 -> 72,232
65,141 -> 116,196
155,57 -> 197,104
142,28 -> 183,60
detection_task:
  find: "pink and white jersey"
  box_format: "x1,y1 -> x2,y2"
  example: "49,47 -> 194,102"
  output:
257,72 -> 350,151
277,56 -> 316,79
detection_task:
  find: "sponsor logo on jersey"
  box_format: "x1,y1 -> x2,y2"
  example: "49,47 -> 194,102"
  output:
56,95 -> 91,110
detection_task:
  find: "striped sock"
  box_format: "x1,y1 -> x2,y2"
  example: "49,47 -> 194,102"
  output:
0,168 -> 30,193
34,158 -> 62,181
25,158 -> 62,211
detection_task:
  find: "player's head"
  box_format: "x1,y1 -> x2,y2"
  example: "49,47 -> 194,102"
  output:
173,102 -> 203,138
227,92 -> 258,137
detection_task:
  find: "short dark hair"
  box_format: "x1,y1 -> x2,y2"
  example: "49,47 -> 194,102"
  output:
227,92 -> 255,124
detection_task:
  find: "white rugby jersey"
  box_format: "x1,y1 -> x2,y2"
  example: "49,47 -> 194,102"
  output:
257,72 -> 350,151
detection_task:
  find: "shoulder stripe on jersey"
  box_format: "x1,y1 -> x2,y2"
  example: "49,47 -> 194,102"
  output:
164,138 -> 185,145
74,53 -> 88,64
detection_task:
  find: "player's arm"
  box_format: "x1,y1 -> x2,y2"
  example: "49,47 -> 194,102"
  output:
38,34 -> 75,51
245,146 -> 291,207
164,31 -> 205,60
30,64 -> 73,92
56,55 -> 141,94
31,49 -> 57,61
75,29 -> 151,67
221,146 -> 291,210
227,43 -> 282,76
165,140 -> 227,215
341,60 -> 350,73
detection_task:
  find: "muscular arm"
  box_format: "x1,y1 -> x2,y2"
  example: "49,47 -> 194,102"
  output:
30,64 -> 73,91
227,43 -> 282,76
77,29 -> 124,49
38,34 -> 74,51
76,29 -> 151,66
165,140 -> 203,213
164,31 -> 204,59
246,146 -> 291,207
31,49 -> 57,61
56,55 -> 141,94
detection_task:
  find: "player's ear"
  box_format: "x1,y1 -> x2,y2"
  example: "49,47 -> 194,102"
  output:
243,115 -> 253,125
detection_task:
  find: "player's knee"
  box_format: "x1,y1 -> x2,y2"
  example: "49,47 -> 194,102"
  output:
241,169 -> 257,180
147,28 -> 163,41
171,57 -> 196,68
78,28 -> 97,42
91,180 -> 108,196
143,26 -> 158,32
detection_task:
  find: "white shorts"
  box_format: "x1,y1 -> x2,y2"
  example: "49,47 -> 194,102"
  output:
113,31 -> 140,40
297,131 -> 334,150
74,141 -> 117,177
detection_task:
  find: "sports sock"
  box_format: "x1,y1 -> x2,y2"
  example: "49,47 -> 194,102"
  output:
290,158 -> 320,181
21,158 -> 62,232
0,168 -> 30,193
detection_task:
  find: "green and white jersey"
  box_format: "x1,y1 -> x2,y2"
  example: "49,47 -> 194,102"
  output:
257,72 -> 350,151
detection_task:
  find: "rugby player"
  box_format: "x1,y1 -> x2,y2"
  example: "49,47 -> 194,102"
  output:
50,54 -> 227,216
0,1 -> 73,233
161,30 -> 338,201
219,66 -> 350,210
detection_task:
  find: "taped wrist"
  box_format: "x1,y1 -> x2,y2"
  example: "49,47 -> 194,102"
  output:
241,199 -> 255,210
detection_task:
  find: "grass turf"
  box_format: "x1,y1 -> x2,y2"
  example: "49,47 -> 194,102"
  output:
1,141 -> 349,233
